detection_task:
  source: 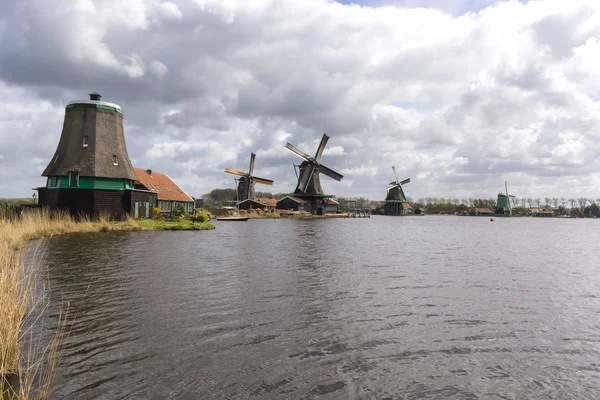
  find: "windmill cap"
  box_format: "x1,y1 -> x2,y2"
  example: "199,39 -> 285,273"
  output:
67,94 -> 122,114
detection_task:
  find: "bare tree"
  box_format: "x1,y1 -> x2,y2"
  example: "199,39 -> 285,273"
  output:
560,197 -> 566,207
577,198 -> 588,210
534,198 -> 541,207
526,198 -> 533,208
544,197 -> 551,207
569,198 -> 576,210
552,197 -> 559,209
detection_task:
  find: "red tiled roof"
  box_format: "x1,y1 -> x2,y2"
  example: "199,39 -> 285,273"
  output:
256,198 -> 277,207
134,168 -> 193,203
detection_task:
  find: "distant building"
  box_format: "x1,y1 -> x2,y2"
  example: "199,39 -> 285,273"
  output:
469,207 -> 494,216
427,205 -> 455,215
236,198 -> 269,210
38,93 -> 152,219
323,198 -> 339,213
276,196 -> 339,213
134,168 -> 194,214
455,204 -> 470,215
534,205 -> 554,217
256,198 -> 277,210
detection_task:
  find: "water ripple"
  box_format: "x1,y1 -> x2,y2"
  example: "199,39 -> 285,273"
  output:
28,218 -> 600,399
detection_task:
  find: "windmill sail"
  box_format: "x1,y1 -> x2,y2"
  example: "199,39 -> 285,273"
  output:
224,153 -> 274,202
285,133 -> 343,196
385,166 -> 410,202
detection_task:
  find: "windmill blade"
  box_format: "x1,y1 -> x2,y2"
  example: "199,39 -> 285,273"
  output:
285,143 -> 312,162
225,168 -> 246,177
249,153 -> 256,175
319,164 -> 343,182
400,178 -> 411,185
314,133 -> 329,161
252,176 -> 274,185
386,183 -> 399,189
297,164 -> 315,192
392,166 -> 400,184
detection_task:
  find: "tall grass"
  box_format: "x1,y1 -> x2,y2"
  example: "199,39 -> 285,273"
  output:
0,210 -> 97,398
1,208 -> 199,398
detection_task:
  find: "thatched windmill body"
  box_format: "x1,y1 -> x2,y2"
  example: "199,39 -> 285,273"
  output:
277,133 -> 344,214
225,153 -> 273,207
37,93 -> 152,219
384,166 -> 411,215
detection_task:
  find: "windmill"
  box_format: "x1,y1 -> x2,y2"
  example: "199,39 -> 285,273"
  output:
386,166 -> 410,201
383,166 -> 411,215
278,133 -> 343,215
225,153 -> 273,203
284,133 -> 343,196
495,181 -> 515,216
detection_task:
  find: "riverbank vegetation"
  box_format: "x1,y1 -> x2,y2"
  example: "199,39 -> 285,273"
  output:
1,210 -> 213,398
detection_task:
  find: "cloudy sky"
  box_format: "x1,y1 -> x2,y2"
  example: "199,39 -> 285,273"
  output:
1,0 -> 600,201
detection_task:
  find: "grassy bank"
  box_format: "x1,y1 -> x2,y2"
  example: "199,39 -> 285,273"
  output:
0,210 -> 213,397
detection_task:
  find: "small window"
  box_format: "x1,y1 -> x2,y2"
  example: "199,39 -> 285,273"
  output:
50,177 -> 57,187
113,155 -> 119,166
68,171 -> 79,187
83,136 -> 89,147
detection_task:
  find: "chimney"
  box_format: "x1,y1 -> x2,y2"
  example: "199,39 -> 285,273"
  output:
89,92 -> 102,101
146,169 -> 152,176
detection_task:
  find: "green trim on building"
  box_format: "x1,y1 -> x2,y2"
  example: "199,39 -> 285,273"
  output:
66,103 -> 123,115
46,176 -> 134,190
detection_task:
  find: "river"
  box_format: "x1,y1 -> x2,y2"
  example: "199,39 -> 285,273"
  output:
31,216 -> 600,399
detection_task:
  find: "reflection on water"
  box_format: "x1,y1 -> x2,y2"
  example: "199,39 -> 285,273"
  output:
33,217 -> 600,399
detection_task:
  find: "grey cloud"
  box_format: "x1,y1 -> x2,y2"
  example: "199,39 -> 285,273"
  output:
2,0 -> 600,200
532,6 -> 599,58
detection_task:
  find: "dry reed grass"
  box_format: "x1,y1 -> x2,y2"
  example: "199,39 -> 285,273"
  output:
1,208 -> 200,397
0,209 -> 100,398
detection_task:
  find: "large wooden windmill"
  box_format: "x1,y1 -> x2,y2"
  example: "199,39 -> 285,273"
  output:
225,152 -> 273,203
384,166 -> 411,215
37,92 -> 153,220
277,133 -> 343,214
285,134 -> 343,195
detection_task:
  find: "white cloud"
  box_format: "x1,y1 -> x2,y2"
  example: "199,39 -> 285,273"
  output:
1,0 -> 600,200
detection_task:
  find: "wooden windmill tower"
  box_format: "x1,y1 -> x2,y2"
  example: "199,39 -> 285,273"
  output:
495,181 -> 515,216
384,166 -> 411,215
225,152 -> 273,204
38,93 -> 152,219
277,133 -> 343,214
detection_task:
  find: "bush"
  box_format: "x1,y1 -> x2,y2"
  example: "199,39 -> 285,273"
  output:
190,213 -> 208,223
152,207 -> 160,220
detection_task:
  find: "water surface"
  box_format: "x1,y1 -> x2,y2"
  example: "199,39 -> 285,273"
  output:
35,216 -> 600,399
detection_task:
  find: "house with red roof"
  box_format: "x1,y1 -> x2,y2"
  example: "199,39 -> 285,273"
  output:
134,168 -> 194,214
